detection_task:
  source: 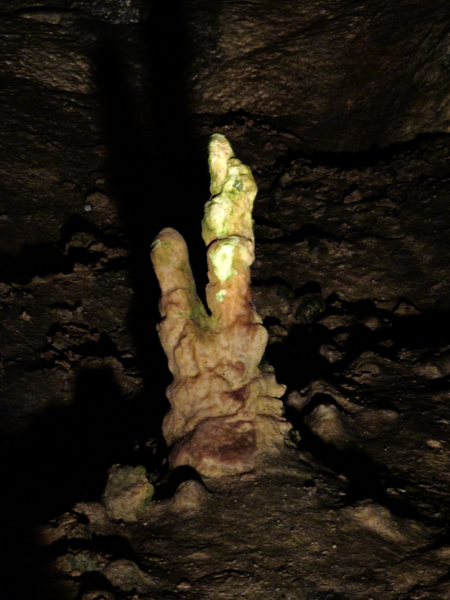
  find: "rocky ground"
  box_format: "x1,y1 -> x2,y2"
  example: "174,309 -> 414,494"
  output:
2,3 -> 450,600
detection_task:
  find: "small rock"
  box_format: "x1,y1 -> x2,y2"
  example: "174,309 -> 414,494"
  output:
343,189 -> 362,203
102,465 -> 154,523
349,352 -> 385,380
347,501 -> 427,543
177,579 -> 192,590
378,338 -> 394,348
320,314 -> 355,330
85,191 -> 110,208
427,440 -> 442,450
295,293 -> 326,323
393,301 -> 421,316
66,231 -> 96,249
286,390 -> 311,412
415,361 -> 444,379
334,331 -> 351,346
80,592 -> 115,600
319,344 -> 344,363
74,502 -> 109,529
356,314 -> 389,331
288,429 -> 302,445
103,559 -> 155,593
35,511 -> 93,545
414,352 -> 450,379
304,403 -> 350,448
170,479 -> 209,513
267,324 -> 288,343
52,551 -> 107,576
0,282 -> 12,296
349,502 -> 406,542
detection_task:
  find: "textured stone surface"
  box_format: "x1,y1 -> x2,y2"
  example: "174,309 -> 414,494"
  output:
1,3 -> 450,600
251,135 -> 450,311
0,1 -> 143,23
185,0 -> 450,151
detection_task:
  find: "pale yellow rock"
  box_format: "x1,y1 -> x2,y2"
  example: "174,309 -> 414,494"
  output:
151,135 -> 290,477
102,465 -> 154,522
171,479 -> 209,512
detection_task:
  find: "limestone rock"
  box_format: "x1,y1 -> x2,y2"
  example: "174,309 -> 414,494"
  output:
102,465 -> 154,523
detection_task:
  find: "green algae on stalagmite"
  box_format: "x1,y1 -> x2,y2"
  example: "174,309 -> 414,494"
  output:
151,134 -> 289,477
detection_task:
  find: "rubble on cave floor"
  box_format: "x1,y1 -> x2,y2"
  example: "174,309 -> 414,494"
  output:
33,319 -> 450,600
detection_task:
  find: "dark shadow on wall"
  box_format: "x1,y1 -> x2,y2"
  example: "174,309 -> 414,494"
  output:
0,3 -> 219,598
89,2 -> 214,441
92,4 -> 211,358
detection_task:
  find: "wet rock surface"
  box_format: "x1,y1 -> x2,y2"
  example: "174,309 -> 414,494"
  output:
1,3 -> 450,600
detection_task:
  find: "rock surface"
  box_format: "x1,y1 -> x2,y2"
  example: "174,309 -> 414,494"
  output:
1,3 -> 450,600
185,0 -> 450,151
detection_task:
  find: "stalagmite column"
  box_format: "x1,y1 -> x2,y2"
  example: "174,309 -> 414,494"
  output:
151,134 -> 290,477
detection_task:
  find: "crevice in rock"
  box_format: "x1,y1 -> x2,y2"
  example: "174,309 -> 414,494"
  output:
0,243 -> 74,285
0,215 -> 129,285
265,323 -> 334,391
35,324 -> 125,372
255,224 -> 338,245
307,132 -> 450,170
59,215 -> 122,248
390,310 -> 450,350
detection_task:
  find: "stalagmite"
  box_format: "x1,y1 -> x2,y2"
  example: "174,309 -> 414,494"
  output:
151,134 -> 290,477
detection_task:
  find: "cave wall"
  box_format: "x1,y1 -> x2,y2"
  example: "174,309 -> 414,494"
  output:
2,3 -> 450,598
